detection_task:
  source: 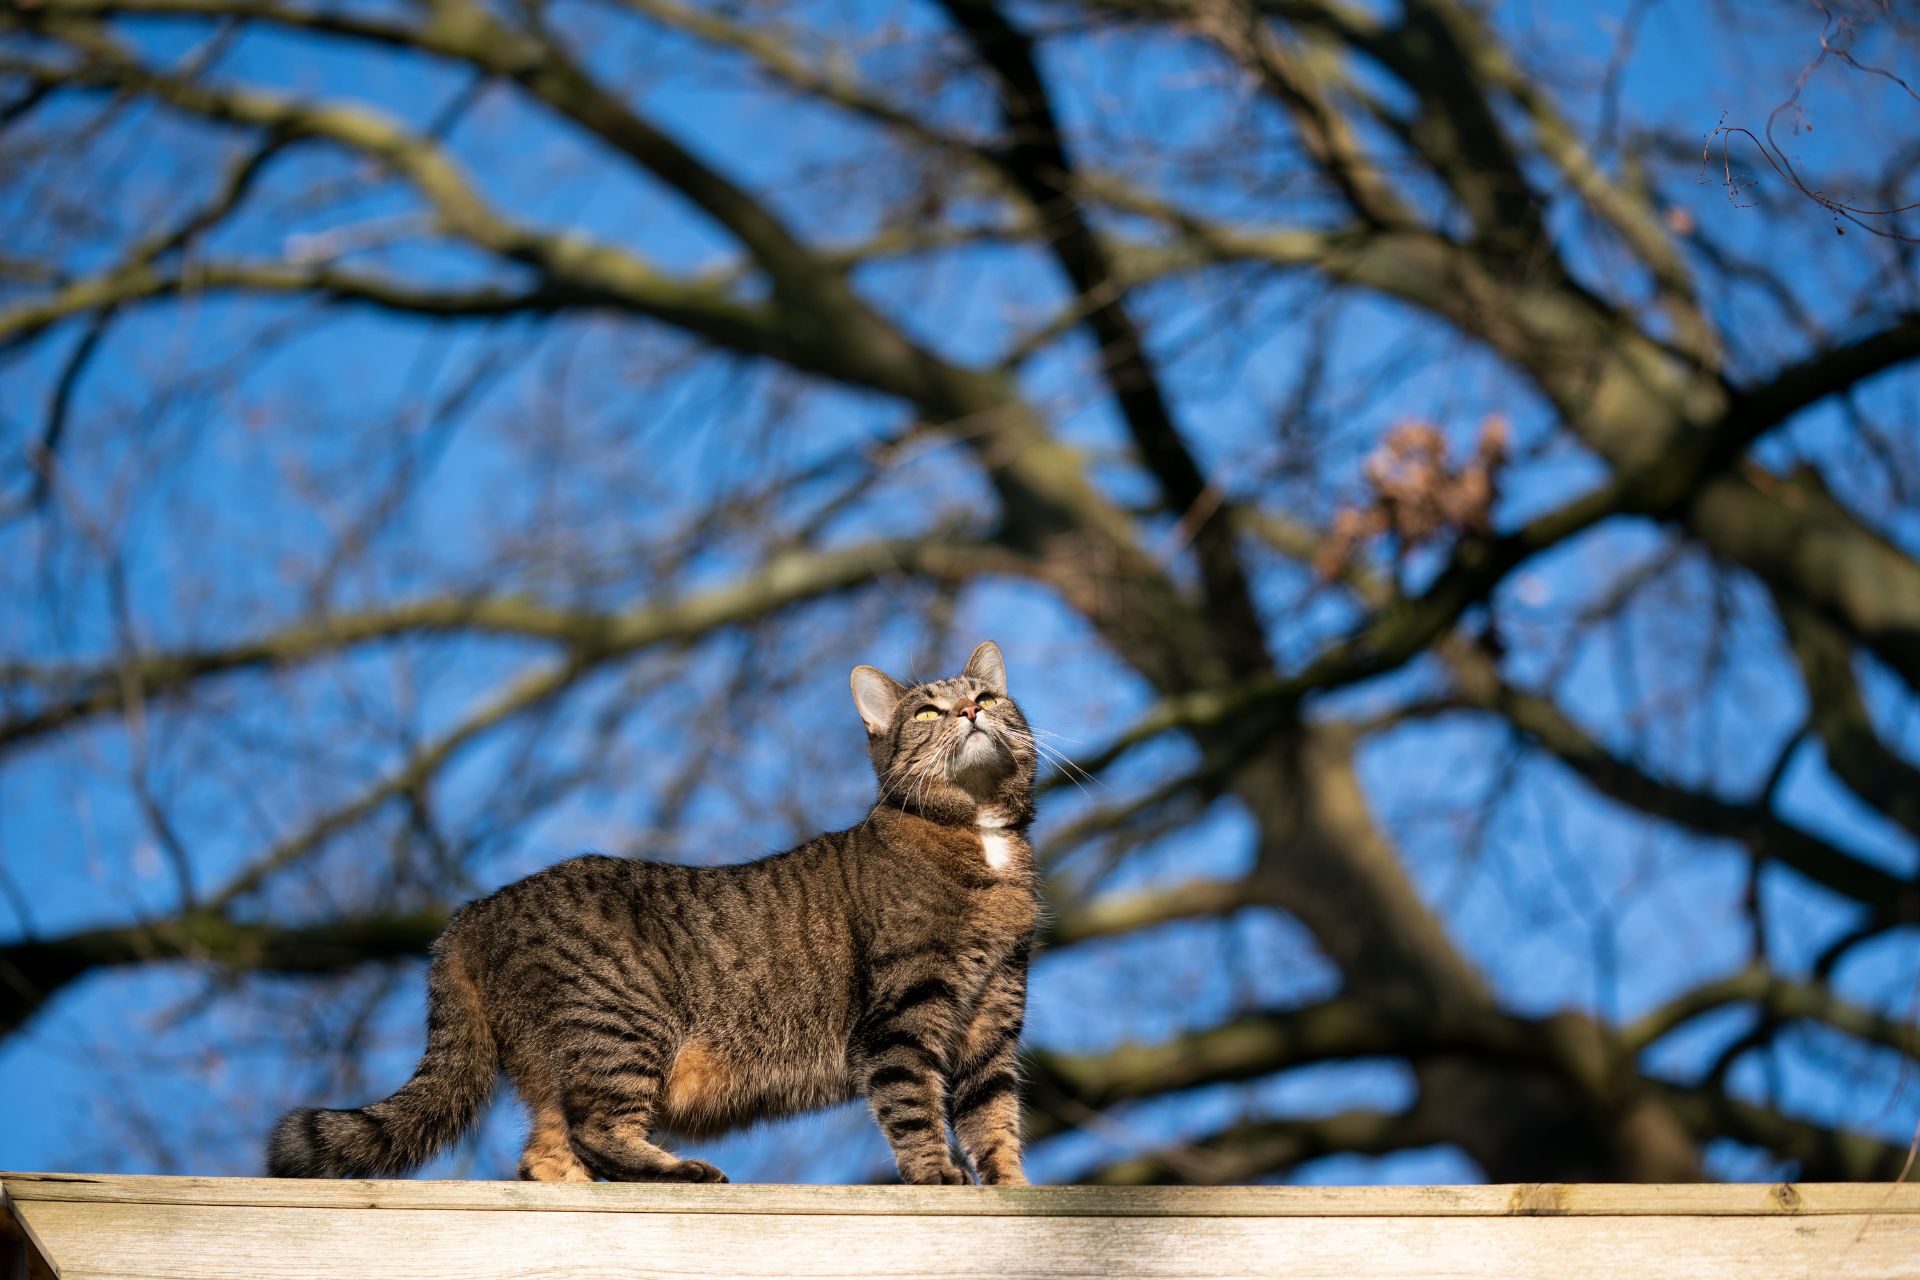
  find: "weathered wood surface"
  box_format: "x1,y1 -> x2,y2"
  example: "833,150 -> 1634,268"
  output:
4,1173 -> 1916,1280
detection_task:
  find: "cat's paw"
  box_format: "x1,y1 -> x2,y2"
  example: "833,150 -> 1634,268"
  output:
662,1158 -> 729,1184
906,1162 -> 971,1185
517,1157 -> 593,1183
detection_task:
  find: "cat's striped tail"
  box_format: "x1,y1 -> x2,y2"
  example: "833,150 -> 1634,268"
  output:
266,934 -> 495,1178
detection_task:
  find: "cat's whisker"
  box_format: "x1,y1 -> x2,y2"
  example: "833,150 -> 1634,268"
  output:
1033,728 -> 1091,745
1037,744 -> 1101,788
1020,739 -> 1095,799
1037,752 -> 1101,797
1000,724 -> 1104,793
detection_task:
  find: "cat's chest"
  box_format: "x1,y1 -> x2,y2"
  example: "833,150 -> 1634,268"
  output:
972,807 -> 1028,875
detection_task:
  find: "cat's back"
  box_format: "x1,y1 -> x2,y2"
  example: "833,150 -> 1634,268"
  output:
450,837 -> 868,976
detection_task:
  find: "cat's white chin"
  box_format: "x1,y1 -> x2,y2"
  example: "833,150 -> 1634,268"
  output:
950,728 -> 1009,784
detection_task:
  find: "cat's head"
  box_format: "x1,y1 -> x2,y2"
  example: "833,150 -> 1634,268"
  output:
849,641 -> 1036,822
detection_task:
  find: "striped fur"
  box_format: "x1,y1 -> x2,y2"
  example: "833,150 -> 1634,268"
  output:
267,641 -> 1040,1185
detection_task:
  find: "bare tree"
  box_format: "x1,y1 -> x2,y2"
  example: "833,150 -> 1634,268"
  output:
1,0 -> 1915,1182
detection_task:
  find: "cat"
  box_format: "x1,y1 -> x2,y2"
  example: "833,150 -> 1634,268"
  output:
267,641 -> 1040,1186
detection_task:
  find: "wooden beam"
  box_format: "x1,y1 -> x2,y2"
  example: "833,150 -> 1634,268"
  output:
6,1172 -> 1916,1217
4,1173 -> 1916,1279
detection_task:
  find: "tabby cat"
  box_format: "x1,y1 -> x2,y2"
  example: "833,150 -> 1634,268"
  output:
267,641 -> 1039,1186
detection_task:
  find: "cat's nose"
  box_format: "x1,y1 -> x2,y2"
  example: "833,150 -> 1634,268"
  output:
957,701 -> 980,722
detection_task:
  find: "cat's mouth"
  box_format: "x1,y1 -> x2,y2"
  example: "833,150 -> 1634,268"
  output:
951,725 -> 1007,778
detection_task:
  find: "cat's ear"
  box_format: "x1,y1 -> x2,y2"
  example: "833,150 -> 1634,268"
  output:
964,640 -> 1007,691
850,665 -> 907,736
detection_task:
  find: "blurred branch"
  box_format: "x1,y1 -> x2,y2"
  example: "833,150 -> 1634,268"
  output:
15,0 -> 816,283
0,261 -> 583,356
1626,964 -> 1920,1062
200,658 -> 589,912
1229,0 -> 1552,262
1043,878 -> 1263,948
0,534 -> 1002,756
0,31 -> 899,390
1776,591 -> 1920,838
1698,464 -> 1920,695
1733,314 -> 1920,425
1025,994 -> 1541,1141
1066,478 -> 1631,783
1,126 -> 287,516
1404,0 -> 1709,357
1031,983 -> 1908,1180
1166,0 -> 1411,225
1443,640 -> 1920,920
3,306 -> 110,519
939,0 -> 1270,678
0,910 -> 445,1040
1654,1083 -> 1916,1181
1078,1105 -> 1414,1185
28,0 -> 1003,192
10,0 -> 1034,414
613,0 -> 1000,169
1237,508 -> 1388,606
1034,760 -> 1223,861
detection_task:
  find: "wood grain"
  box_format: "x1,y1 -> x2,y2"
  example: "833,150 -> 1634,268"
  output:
13,1200 -> 1920,1280
4,1174 -> 1916,1280
6,1173 -> 1915,1217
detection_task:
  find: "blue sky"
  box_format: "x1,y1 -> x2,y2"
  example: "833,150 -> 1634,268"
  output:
1,0 -> 1916,1183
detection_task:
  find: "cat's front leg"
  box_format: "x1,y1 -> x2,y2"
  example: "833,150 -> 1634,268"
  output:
948,962 -> 1029,1186
855,978 -> 969,1185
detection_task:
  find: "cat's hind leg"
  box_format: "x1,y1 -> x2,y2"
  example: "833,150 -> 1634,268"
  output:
565,1093 -> 728,1183
553,1018 -> 727,1183
517,1098 -> 593,1182
502,1043 -> 593,1181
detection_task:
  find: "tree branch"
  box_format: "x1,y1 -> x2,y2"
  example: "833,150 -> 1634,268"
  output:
1025,994 -> 1541,1142
21,0 -> 822,284
1159,0 -> 1412,226
0,260 -> 579,356
1078,1106 -> 1415,1185
1776,590 -> 1920,838
1654,1083 -> 1916,1181
0,35 -> 879,381
1044,878 -> 1264,949
938,0 -> 1270,679
1698,464 -> 1920,696
0,910 -> 444,1040
1443,640 -> 1920,920
1626,964 -> 1920,1063
1739,312 -> 1920,425
1,534 -> 1002,756
1064,477 -> 1633,783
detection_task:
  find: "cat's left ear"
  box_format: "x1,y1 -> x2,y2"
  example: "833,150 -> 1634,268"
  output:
964,640 -> 1007,691
851,665 -> 907,736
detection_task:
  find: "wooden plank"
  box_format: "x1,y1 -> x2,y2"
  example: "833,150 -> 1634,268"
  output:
0,1191 -> 56,1280
4,1174 -> 1916,1218
13,1198 -> 1919,1280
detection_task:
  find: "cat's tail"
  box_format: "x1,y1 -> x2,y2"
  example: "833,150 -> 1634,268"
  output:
267,932 -> 496,1178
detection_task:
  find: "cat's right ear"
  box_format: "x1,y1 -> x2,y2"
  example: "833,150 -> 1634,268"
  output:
850,665 -> 907,736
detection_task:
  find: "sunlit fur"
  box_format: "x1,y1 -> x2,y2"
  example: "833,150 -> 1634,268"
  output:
267,641 -> 1039,1187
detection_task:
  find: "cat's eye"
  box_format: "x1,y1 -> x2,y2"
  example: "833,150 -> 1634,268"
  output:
913,708 -> 940,721
977,695 -> 999,709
